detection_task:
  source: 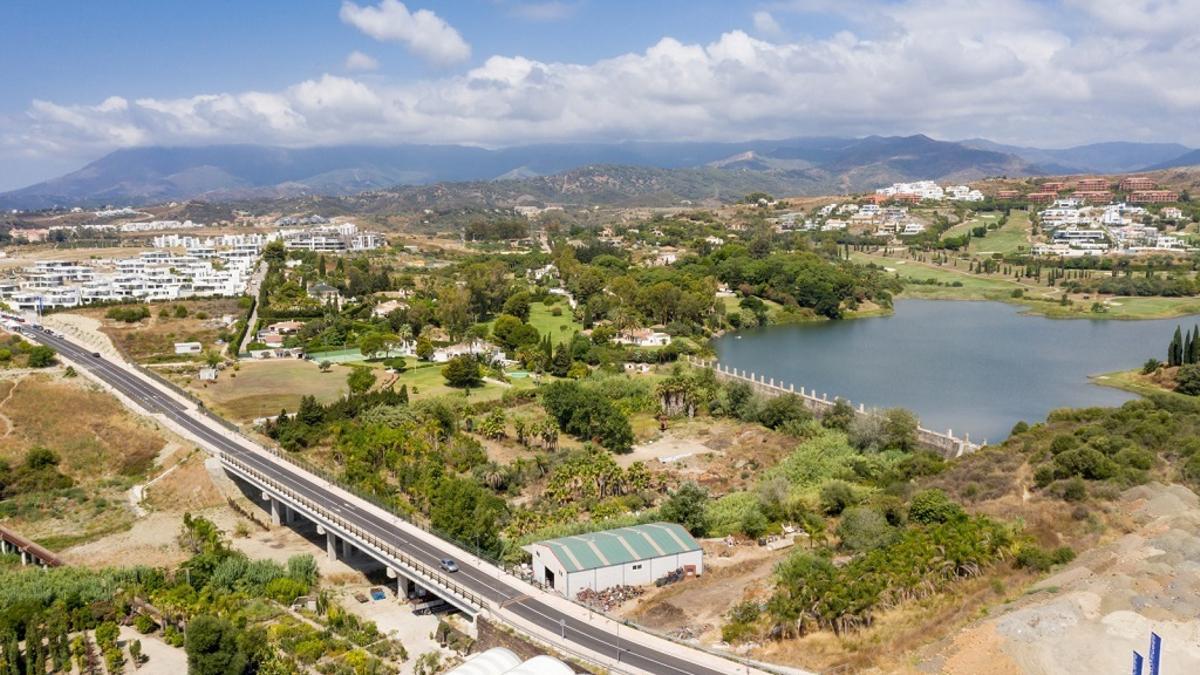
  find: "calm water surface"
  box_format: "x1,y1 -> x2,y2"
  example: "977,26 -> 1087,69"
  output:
712,300 -> 1198,443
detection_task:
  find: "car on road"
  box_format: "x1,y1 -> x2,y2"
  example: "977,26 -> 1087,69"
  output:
439,559 -> 459,573
91,352 -> 102,358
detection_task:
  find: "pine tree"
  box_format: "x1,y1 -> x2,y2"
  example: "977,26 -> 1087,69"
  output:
1190,326 -> 1200,365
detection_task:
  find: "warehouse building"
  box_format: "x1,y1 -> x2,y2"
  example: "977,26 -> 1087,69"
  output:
526,522 -> 703,597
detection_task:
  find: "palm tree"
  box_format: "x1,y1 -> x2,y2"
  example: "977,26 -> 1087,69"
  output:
395,323 -> 414,351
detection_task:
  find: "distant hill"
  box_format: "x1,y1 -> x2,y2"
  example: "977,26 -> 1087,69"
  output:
1146,149 -> 1200,171
0,134 -> 1050,210
959,139 -> 1194,174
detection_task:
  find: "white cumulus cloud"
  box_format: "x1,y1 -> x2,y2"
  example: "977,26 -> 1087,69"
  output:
752,11 -> 783,37
339,0 -> 470,66
344,50 -> 380,71
6,0 -> 1200,169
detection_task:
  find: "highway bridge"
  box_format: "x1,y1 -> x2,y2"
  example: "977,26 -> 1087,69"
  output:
20,325 -> 775,675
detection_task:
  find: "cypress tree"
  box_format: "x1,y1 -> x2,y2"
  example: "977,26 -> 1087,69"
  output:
0,628 -> 16,675
1191,326 -> 1200,365
1170,326 -> 1184,367
24,620 -> 40,675
1184,330 -> 1193,366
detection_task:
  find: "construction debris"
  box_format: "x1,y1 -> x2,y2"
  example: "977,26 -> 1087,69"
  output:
576,585 -> 645,611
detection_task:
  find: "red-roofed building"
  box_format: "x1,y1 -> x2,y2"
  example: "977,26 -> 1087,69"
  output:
995,189 -> 1021,199
1041,181 -> 1066,192
1076,178 -> 1110,191
1072,191 -> 1112,204
1027,191 -> 1058,203
1129,190 -> 1179,204
1119,176 -> 1156,191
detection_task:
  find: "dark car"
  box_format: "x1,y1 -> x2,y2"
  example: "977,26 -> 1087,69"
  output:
91,352 -> 102,358
439,559 -> 459,573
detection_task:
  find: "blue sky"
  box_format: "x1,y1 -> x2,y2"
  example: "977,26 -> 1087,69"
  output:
2,0 -> 1198,190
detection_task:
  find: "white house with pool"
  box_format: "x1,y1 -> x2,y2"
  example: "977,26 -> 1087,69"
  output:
525,522 -> 703,597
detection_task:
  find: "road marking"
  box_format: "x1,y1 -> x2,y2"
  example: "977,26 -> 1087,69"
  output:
27,330 -> 741,675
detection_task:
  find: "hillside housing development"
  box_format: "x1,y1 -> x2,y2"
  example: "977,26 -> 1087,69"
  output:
1033,198 -> 1193,257
873,181 -> 984,202
0,235 -> 263,311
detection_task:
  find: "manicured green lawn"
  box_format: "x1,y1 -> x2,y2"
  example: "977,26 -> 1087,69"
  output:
527,301 -> 583,345
970,210 -> 1030,255
939,211 -> 1028,255
481,301 -> 583,346
389,360 -> 536,402
940,213 -> 997,239
856,250 -> 1200,320
854,252 -> 1026,300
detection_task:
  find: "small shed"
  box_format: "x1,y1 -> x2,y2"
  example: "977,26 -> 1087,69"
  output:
526,522 -> 703,597
174,341 -> 202,355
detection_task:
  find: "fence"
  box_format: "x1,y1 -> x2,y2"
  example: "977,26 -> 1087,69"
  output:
0,525 -> 64,567
220,452 -> 488,610
109,337 -> 786,674
686,356 -> 981,458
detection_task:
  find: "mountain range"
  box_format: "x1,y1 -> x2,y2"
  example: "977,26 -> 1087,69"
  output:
2,135 -> 1197,210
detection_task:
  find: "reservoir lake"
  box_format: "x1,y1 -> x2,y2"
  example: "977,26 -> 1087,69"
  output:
711,299 -> 1197,443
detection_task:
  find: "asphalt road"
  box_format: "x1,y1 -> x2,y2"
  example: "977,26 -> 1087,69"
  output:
24,327 -> 741,675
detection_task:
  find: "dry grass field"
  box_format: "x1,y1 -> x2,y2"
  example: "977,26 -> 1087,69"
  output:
72,297 -> 244,363
191,358 -> 354,421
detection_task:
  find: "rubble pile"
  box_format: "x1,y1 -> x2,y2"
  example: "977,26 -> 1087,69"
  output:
576,585 -> 645,611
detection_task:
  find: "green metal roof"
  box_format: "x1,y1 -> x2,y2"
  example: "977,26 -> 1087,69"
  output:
535,523 -> 701,573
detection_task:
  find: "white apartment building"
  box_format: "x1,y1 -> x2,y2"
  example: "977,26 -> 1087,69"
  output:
280,222 -> 386,252
2,246 -> 255,311
875,181 -> 945,200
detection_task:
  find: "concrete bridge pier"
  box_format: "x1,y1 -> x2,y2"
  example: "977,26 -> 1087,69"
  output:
387,568 -> 414,599
317,525 -> 337,560
270,498 -> 282,526
0,540 -> 8,555
21,550 -> 28,566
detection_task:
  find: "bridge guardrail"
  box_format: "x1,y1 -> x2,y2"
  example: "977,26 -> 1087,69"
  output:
220,452 -> 487,609
85,327 -> 782,673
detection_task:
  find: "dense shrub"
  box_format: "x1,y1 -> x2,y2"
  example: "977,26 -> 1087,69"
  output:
105,305 -> 151,323
1176,364 -> 1200,395
836,507 -> 895,551
819,480 -> 858,515
1014,544 -> 1075,572
1054,447 -> 1115,480
908,489 -> 964,524
540,380 -> 633,453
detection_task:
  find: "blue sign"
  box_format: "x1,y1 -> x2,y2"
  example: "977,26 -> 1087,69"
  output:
1149,632 -> 1162,675
1132,651 -> 1144,675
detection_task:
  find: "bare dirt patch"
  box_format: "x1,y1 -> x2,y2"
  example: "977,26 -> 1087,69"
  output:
73,298 -> 242,363
620,539 -> 788,642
